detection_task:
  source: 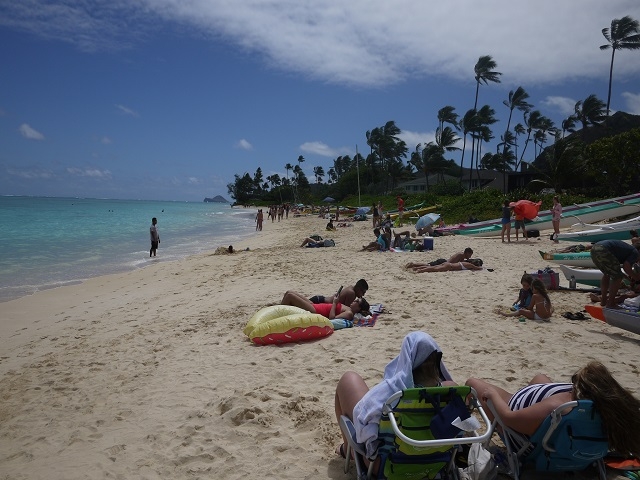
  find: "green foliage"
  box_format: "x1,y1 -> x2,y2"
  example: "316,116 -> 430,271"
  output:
584,128 -> 640,195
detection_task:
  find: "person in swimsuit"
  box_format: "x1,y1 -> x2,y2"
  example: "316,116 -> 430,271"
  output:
405,248 -> 474,270
362,228 -> 388,251
501,200 -> 512,243
590,239 -> 640,308
309,279 -> 369,306
408,259 -> 483,273
499,278 -> 552,321
466,362 -> 640,457
551,195 -> 562,241
280,290 -> 369,320
511,274 -> 533,311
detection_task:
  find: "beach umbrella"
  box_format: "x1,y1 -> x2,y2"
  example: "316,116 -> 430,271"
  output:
355,206 -> 370,216
509,200 -> 542,220
322,196 -> 335,203
415,213 -> 440,230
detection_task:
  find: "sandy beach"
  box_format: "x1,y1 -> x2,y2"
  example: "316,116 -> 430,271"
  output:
1,214 -> 638,480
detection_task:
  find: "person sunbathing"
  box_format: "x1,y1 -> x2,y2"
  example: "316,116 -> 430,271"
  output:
466,362 -> 640,457
498,279 -> 553,321
409,258 -> 483,273
281,290 -> 369,320
405,248 -> 473,269
309,279 -> 368,306
334,332 -> 456,472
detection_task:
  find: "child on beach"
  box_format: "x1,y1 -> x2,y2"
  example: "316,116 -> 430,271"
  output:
500,278 -> 553,321
511,274 -> 533,311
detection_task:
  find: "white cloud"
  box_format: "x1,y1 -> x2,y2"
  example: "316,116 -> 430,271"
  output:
236,139 -> 253,150
67,167 -> 112,179
299,141 -> 351,157
19,123 -> 45,140
540,96 -> 577,117
400,130 -> 437,151
187,176 -> 200,184
622,92 -> 640,115
7,167 -> 54,179
101,136 -> 112,144
2,1 -> 638,88
115,104 -> 139,117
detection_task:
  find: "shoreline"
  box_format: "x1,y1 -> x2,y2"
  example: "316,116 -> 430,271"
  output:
1,214 -> 637,479
0,201 -> 259,304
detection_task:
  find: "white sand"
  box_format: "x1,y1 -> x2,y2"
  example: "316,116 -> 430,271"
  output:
1,214 -> 638,479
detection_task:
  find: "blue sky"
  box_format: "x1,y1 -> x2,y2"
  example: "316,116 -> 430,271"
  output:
1,0 -> 639,202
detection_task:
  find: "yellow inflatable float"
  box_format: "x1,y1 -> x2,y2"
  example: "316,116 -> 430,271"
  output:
244,305 -> 334,345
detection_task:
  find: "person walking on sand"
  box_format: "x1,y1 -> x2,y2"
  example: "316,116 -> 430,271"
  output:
551,195 -> 562,242
396,196 -> 405,226
255,209 -> 263,231
501,200 -> 512,243
150,217 -> 160,257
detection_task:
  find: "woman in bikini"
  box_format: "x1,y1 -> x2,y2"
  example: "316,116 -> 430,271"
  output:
280,290 -> 369,320
466,362 -> 640,457
409,258 -> 483,273
499,278 -> 552,321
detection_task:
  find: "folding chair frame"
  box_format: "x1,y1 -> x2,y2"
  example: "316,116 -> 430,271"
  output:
339,386 -> 493,480
488,399 -> 607,480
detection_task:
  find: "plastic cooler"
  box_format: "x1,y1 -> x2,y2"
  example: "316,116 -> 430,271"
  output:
423,237 -> 434,250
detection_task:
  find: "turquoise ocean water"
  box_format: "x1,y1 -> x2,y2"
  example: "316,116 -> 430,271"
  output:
0,197 -> 257,303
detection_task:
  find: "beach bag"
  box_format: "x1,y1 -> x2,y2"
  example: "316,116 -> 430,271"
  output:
527,229 -> 540,238
323,239 -> 335,247
530,268 -> 560,290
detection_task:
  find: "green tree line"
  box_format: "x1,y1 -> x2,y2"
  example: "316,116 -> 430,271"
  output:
228,15 -> 640,205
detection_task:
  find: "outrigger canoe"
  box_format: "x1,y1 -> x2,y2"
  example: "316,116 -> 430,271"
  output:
457,193 -> 640,237
558,264 -> 602,287
388,204 -> 439,221
556,215 -> 640,243
539,250 -> 595,268
584,305 -> 640,335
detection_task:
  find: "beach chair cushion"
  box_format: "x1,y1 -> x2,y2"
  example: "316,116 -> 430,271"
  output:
526,400 -> 608,472
377,386 -> 470,479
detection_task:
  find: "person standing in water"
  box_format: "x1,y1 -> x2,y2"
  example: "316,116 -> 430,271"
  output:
150,217 -> 160,257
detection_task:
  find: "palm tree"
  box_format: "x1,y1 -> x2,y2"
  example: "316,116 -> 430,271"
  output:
600,15 -> 640,116
574,94 -> 606,130
473,55 -> 502,109
437,106 -> 459,132
459,109 -> 479,184
313,166 -> 324,184
519,110 -> 543,167
502,86 -> 532,158
561,116 -> 577,139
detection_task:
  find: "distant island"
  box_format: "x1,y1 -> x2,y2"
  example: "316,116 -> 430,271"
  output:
203,195 -> 230,203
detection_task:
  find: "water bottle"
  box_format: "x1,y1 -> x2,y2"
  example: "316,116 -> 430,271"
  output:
569,275 -> 576,289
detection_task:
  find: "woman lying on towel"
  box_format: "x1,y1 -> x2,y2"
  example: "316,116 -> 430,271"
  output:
408,258 -> 483,273
466,362 -> 640,457
281,290 -> 369,320
334,332 -> 456,471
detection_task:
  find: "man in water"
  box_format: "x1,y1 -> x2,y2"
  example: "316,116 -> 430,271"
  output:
150,217 -> 160,257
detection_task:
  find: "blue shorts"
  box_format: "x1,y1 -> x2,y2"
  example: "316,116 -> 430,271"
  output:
501,218 -> 511,225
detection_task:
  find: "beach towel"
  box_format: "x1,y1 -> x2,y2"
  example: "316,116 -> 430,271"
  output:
353,313 -> 379,327
352,332 -> 453,458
